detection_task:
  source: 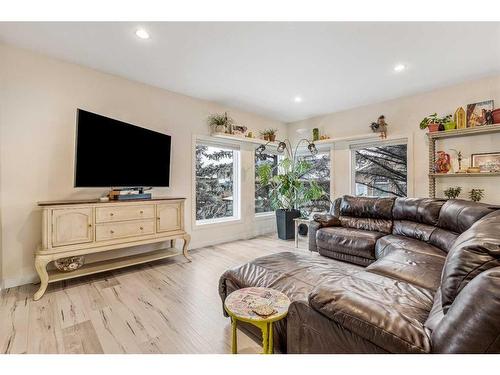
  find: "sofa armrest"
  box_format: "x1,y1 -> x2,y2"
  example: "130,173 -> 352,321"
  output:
308,273 -> 432,353
313,213 -> 341,228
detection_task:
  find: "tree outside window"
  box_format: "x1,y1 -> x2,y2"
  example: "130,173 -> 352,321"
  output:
354,143 -> 407,197
298,152 -> 331,215
255,151 -> 278,214
195,144 -> 237,222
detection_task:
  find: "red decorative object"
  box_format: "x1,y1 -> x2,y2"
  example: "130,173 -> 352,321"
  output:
492,109 -> 500,124
435,151 -> 451,173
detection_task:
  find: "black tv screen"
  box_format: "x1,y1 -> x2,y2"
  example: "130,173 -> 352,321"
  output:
74,109 -> 171,187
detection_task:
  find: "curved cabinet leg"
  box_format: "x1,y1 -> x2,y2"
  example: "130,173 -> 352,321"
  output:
34,255 -> 50,301
182,234 -> 192,262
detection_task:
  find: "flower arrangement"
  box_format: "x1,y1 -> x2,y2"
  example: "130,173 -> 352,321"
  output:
444,186 -> 462,199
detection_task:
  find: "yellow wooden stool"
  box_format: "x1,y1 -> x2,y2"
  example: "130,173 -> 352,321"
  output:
224,287 -> 291,354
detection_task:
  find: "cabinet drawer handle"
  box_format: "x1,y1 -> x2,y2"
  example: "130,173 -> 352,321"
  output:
88,224 -> 92,228
110,230 -> 114,234
110,213 -> 114,217
140,227 -> 144,230
140,210 -> 144,214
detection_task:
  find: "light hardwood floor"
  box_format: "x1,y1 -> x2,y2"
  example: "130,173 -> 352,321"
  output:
0,234 -> 302,354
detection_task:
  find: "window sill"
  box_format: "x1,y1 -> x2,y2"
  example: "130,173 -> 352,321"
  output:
194,216 -> 242,229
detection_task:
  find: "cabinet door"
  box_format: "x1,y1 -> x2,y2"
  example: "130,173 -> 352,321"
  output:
52,208 -> 93,247
156,203 -> 182,233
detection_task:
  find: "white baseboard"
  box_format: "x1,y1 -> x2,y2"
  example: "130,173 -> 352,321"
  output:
3,273 -> 38,290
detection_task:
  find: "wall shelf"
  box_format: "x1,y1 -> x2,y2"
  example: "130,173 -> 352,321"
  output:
427,123 -> 500,198
429,172 -> 500,178
427,124 -> 500,139
211,132 -> 280,146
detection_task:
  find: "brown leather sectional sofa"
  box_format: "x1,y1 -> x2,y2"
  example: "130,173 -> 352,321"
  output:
218,196 -> 500,353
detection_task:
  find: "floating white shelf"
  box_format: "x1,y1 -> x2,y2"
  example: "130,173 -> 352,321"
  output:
427,124 -> 500,139
429,172 -> 500,178
211,132 -> 379,146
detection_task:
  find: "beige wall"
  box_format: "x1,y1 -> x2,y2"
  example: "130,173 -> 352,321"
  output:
288,74 -> 500,204
0,44 -> 286,288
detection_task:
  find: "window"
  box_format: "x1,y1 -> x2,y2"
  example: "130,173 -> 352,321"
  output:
195,143 -> 240,223
352,142 -> 407,197
298,151 -> 331,215
255,151 -> 279,214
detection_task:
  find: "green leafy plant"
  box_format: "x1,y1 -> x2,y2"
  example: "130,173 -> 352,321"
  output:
207,112 -> 234,132
444,186 -> 462,199
257,157 -> 326,211
419,113 -> 452,129
259,128 -> 278,136
469,188 -> 485,202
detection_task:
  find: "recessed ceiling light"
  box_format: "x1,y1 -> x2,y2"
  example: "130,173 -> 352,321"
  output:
394,64 -> 406,72
135,28 -> 150,40
294,96 -> 303,103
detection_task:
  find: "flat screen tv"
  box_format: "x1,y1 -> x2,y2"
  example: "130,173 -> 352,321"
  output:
75,109 -> 171,187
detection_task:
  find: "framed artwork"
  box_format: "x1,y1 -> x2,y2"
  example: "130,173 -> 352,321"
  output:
471,152 -> 500,173
466,100 -> 494,127
454,107 -> 466,129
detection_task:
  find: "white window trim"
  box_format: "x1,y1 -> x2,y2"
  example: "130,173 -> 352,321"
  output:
192,135 -> 241,228
349,137 -> 412,197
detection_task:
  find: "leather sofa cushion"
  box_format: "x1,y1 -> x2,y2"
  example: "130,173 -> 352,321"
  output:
309,271 -> 433,353
366,249 -> 445,291
340,195 -> 394,220
375,234 -> 446,259
339,216 -> 392,234
437,199 -> 497,234
317,226 -> 385,263
392,220 -> 436,242
440,211 -> 500,313
428,227 -> 458,253
393,197 -> 445,225
219,251 -> 362,305
432,267 -> 500,353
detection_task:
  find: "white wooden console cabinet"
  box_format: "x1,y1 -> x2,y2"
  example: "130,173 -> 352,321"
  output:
34,197 -> 190,300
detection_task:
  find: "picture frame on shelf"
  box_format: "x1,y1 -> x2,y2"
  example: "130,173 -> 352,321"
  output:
471,152 -> 500,173
454,107 -> 466,129
466,100 -> 494,127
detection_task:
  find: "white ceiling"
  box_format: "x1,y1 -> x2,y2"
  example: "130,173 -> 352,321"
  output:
1,22 -> 499,122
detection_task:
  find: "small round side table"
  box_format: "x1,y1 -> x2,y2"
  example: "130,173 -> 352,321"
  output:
224,287 -> 291,354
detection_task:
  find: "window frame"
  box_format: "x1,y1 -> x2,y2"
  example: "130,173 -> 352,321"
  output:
193,137 -> 241,227
350,138 -> 410,198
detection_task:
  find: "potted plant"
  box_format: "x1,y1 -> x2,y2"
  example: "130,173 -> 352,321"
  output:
207,112 -> 234,134
257,158 -> 326,240
260,128 -> 278,142
420,113 -> 452,132
492,108 -> 500,124
444,186 -> 462,199
469,188 -> 485,202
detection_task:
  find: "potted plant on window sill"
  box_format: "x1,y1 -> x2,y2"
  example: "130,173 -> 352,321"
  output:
419,113 -> 452,132
257,157 -> 326,240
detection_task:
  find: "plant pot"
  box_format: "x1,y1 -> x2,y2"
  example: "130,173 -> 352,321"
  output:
263,134 -> 269,141
312,128 -> 320,141
427,123 -> 440,132
492,109 -> 500,124
444,121 -> 456,131
276,209 -> 301,240
268,134 -> 276,142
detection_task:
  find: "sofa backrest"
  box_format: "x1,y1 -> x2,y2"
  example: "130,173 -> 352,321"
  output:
429,210 -> 500,352
392,198 -> 445,242
338,195 -> 395,234
429,199 -> 497,252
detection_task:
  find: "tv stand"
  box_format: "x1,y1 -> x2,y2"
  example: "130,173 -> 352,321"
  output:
34,197 -> 189,300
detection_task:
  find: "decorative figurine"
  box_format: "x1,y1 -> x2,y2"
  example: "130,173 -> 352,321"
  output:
435,151 -> 451,174
454,107 -> 466,129
370,115 -> 388,139
450,149 -> 467,173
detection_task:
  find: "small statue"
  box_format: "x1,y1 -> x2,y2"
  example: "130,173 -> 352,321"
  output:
435,151 -> 451,174
370,115 -> 388,139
